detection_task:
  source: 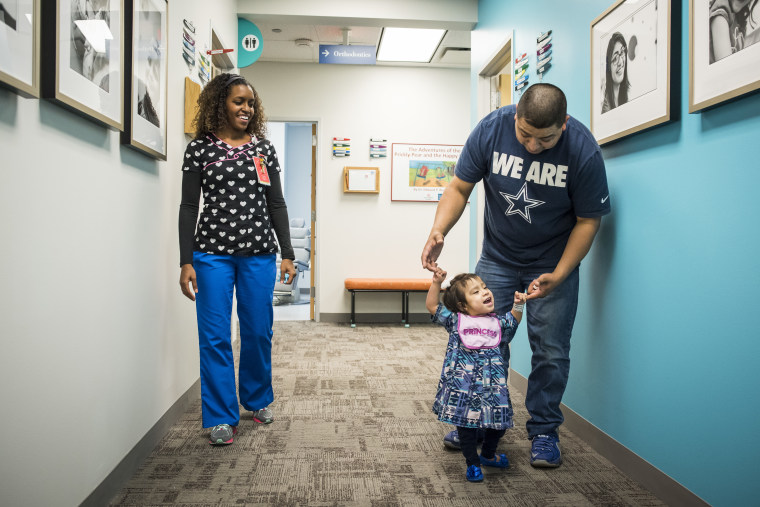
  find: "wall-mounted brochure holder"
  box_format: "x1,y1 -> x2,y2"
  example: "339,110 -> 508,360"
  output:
344,167 -> 379,193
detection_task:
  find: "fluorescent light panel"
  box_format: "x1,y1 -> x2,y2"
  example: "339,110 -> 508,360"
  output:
377,27 -> 446,63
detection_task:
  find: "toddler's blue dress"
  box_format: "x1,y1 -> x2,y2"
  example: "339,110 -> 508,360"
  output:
431,304 -> 517,429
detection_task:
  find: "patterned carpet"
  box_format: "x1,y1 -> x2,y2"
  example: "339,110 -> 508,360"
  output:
112,322 -> 664,506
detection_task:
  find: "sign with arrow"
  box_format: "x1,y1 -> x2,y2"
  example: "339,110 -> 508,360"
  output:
319,45 -> 376,65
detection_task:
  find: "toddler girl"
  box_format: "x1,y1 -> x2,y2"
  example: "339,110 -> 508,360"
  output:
426,268 -> 526,482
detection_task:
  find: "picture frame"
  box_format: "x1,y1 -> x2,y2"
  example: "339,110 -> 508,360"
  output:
122,0 -> 168,159
41,0 -> 124,130
391,143 -> 463,202
0,0 -> 40,97
590,0 -> 676,144
344,167 -> 380,193
689,0 -> 760,112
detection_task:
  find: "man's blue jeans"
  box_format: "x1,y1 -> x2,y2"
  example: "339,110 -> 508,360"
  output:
475,255 -> 579,438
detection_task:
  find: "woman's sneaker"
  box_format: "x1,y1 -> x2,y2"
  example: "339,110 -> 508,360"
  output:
209,424 -> 237,445
253,407 -> 274,424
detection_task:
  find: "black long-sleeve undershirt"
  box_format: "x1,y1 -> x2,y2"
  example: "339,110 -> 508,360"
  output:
178,165 -> 294,266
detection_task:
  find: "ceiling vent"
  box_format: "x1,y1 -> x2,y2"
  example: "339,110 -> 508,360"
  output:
439,46 -> 471,65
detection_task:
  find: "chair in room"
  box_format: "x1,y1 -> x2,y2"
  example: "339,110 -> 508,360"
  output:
273,218 -> 311,305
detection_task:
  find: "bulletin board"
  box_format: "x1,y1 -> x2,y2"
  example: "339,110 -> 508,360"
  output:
343,167 -> 379,193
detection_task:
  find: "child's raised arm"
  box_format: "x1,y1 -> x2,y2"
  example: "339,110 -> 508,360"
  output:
426,268 -> 447,315
510,291 -> 527,323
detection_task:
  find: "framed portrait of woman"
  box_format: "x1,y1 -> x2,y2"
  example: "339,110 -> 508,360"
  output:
41,0 -> 124,130
122,0 -> 168,159
0,0 -> 40,97
591,0 -> 677,144
689,0 -> 760,112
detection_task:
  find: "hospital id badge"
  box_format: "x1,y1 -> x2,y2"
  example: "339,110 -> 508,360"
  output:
253,156 -> 271,186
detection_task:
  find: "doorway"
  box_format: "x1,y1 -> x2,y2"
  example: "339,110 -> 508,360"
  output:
268,121 -> 317,321
475,34 -> 513,262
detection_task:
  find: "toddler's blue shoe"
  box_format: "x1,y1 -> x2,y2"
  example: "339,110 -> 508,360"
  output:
530,434 -> 562,468
479,453 -> 510,468
466,465 -> 484,482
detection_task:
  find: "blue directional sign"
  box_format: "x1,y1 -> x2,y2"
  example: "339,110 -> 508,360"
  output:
319,45 -> 376,65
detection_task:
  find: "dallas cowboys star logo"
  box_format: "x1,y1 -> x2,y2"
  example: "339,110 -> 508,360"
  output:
500,182 -> 544,223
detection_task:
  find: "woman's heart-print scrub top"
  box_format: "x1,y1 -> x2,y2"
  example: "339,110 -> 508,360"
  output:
178,135 -> 294,266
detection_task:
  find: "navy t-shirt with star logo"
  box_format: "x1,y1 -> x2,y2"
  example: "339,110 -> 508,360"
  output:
181,135 -> 291,260
456,105 -> 611,270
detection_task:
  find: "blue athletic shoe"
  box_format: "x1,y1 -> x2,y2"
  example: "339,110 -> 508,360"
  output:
443,429 -> 485,450
530,434 -> 562,468
466,465 -> 484,482
443,430 -> 460,449
480,453 -> 510,468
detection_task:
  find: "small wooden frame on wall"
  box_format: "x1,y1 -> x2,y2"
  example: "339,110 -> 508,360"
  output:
343,167 -> 379,193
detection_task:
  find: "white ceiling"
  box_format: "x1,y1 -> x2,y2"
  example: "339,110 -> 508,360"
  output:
243,19 -> 472,68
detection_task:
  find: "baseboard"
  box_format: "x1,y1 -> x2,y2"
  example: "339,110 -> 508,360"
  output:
508,370 -> 709,507
319,312 -> 433,324
80,379 -> 201,507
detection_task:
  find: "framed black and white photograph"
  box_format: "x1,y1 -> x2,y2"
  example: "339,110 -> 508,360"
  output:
689,0 -> 760,112
0,0 -> 40,97
591,0 -> 674,144
41,0 -> 123,129
122,0 -> 167,159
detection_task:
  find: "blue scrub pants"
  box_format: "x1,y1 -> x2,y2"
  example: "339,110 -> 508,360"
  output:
475,255 -> 579,438
193,251 -> 276,428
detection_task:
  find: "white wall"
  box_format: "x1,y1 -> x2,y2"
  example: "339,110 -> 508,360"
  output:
244,62 -> 471,319
0,2 -> 238,505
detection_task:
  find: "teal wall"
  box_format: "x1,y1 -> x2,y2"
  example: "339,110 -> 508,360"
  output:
472,1 -> 760,505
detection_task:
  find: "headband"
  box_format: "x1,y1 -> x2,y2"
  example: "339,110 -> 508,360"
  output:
224,73 -> 243,87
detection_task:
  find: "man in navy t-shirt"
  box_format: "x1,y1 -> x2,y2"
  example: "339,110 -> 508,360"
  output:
421,84 -> 610,468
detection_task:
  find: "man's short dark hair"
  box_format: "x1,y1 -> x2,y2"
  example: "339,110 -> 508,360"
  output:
516,83 -> 567,129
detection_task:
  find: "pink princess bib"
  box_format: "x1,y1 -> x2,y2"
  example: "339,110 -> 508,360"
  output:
457,313 -> 501,349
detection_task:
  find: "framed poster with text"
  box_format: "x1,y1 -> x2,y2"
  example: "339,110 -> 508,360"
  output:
391,143 -> 463,202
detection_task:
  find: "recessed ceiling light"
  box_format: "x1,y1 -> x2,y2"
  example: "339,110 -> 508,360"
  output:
272,28 -> 282,33
377,27 -> 446,63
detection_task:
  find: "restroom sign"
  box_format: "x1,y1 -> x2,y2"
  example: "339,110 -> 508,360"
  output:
238,18 -> 263,67
242,35 -> 259,51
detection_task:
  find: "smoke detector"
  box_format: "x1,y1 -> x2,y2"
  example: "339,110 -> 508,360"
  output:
295,38 -> 313,47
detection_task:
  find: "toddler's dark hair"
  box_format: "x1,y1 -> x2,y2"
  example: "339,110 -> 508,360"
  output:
442,273 -> 480,313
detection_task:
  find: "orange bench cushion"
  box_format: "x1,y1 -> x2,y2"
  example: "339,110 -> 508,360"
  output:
344,278 -> 432,291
